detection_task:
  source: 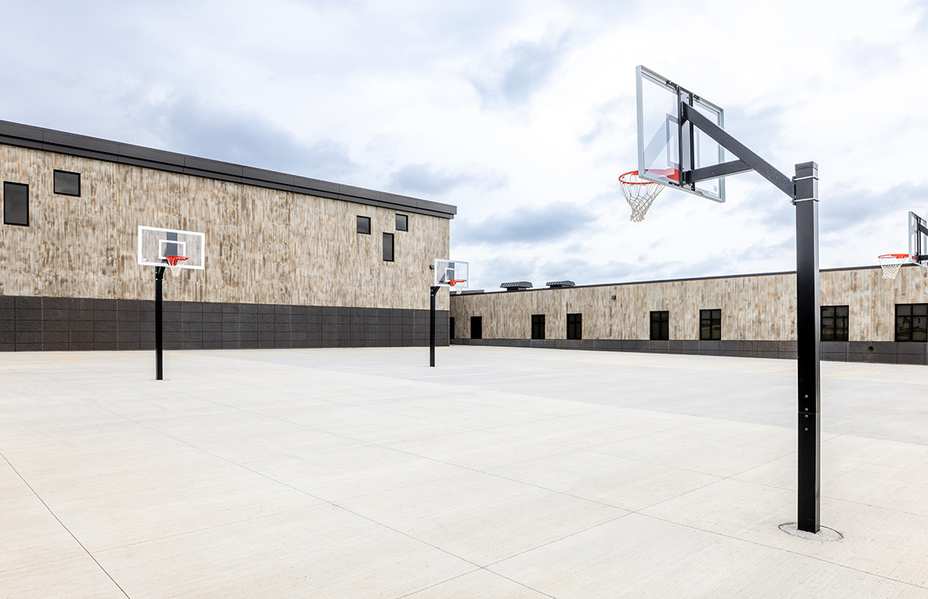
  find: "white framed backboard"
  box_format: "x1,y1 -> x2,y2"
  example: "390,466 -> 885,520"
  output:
137,225 -> 205,269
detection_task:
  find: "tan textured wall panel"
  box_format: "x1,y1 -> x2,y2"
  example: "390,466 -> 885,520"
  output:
451,268 -> 928,342
0,145 -> 450,309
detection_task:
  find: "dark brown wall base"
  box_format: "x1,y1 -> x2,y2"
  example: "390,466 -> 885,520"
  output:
0,295 -> 449,352
451,338 -> 928,365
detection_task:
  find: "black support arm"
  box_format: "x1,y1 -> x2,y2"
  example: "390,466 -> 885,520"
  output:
682,103 -> 795,199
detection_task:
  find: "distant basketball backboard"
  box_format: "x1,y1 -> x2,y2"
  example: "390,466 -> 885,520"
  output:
636,65 -> 726,202
138,226 -> 205,270
910,211 -> 928,267
433,259 -> 468,290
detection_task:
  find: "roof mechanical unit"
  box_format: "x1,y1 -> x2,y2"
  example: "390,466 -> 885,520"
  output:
500,281 -> 533,291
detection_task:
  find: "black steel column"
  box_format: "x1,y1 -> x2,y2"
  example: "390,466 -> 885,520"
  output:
155,266 -> 166,380
429,286 -> 439,367
794,161 -> 820,533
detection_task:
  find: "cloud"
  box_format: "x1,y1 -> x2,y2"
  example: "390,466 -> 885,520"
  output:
820,183 -> 928,236
579,98 -> 630,147
137,96 -> 357,181
471,33 -> 571,106
456,202 -> 597,245
388,163 -> 506,195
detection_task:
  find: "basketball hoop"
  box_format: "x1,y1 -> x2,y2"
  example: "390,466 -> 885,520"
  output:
448,279 -> 466,288
878,253 -> 911,280
163,255 -> 189,273
618,169 -> 678,222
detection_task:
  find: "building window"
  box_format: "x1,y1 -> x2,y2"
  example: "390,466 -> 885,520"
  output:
896,304 -> 928,342
356,215 -> 371,234
470,316 -> 482,340
531,314 -> 545,340
396,213 -> 408,231
449,317 -> 455,340
3,182 -> 29,226
382,232 -> 394,261
567,313 -> 582,340
821,305 -> 849,342
53,170 -> 81,197
699,309 -> 721,341
650,310 -> 669,341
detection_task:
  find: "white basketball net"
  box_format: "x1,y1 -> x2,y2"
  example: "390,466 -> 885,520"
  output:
619,171 -> 665,222
878,253 -> 911,280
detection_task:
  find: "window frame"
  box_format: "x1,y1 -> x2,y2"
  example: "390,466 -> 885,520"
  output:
53,169 -> 81,197
895,303 -> 928,342
650,310 -> 670,341
531,314 -> 546,340
699,309 -> 722,341
3,182 -> 29,226
382,232 -> 394,262
395,213 -> 408,232
566,312 -> 582,340
356,215 -> 371,235
821,305 -> 849,342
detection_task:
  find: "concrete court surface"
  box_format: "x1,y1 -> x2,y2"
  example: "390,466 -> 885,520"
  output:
1,346 -> 928,598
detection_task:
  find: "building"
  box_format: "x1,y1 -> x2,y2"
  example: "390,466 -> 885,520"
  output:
450,266 -> 928,364
0,120 -> 455,351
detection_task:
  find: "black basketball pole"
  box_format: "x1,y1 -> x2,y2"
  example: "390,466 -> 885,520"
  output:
794,162 -> 821,532
154,266 -> 166,380
429,285 -> 439,367
682,104 -> 822,533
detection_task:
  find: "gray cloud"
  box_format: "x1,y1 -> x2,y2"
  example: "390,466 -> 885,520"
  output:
456,202 -> 597,245
472,33 -> 571,106
820,183 -> 928,236
136,96 -> 357,181
388,163 -> 506,195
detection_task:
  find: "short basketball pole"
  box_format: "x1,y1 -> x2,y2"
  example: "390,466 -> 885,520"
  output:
794,162 -> 820,533
429,285 -> 439,367
154,266 -> 166,381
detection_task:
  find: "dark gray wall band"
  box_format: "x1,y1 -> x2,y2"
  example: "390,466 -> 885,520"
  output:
0,295 -> 450,352
0,120 -> 456,219
451,338 -> 928,365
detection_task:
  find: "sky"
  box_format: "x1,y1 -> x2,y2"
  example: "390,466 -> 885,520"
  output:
3,0 -> 927,290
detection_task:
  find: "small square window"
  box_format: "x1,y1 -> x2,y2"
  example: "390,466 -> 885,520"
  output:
383,232 -> 394,262
821,305 -> 849,342
699,309 -> 721,341
3,182 -> 29,226
650,310 -> 669,341
396,213 -> 408,231
356,215 -> 371,234
53,170 -> 81,196
896,303 -> 928,342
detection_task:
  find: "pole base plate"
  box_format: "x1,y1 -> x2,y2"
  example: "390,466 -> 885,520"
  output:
778,522 -> 843,542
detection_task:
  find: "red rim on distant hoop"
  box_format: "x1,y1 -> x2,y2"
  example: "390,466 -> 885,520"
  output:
878,253 -> 911,260
164,255 -> 189,267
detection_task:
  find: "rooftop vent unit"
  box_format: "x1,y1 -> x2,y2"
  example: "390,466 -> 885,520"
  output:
545,280 -> 576,288
500,281 -> 533,291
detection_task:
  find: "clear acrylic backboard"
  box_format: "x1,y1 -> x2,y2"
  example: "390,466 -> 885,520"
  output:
137,226 -> 205,270
636,65 -> 727,202
433,259 -> 469,290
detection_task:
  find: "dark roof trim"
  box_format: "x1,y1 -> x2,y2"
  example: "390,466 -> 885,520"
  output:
0,120 -> 457,219
464,264 -> 895,295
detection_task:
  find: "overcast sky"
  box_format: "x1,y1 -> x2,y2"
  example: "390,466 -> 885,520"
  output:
4,0 -> 927,289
